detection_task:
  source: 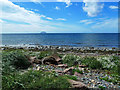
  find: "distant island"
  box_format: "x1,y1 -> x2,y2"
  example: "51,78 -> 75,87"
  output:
41,31 -> 47,34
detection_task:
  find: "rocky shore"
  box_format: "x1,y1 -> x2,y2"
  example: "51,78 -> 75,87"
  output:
0,44 -> 119,55
29,55 -> 120,89
2,45 -> 120,89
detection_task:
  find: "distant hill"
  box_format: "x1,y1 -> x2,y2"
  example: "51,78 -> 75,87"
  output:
41,31 -> 47,34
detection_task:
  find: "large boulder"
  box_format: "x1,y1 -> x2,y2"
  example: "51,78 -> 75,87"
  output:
42,54 -> 62,65
42,56 -> 58,65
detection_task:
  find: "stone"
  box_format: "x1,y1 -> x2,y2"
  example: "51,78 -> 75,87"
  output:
91,80 -> 95,83
30,56 -> 42,64
52,54 -> 62,62
36,66 -> 40,70
68,79 -> 88,89
64,67 -> 74,75
42,56 -> 58,65
74,72 -> 83,77
57,64 -> 68,68
79,65 -> 87,68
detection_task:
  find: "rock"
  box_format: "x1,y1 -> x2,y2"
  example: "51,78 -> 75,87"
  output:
79,65 -> 87,68
78,67 -> 84,71
68,79 -> 88,89
74,72 -> 83,77
30,56 -> 42,64
36,66 -> 40,70
52,54 -> 62,64
42,56 -> 58,65
91,80 -> 95,83
57,64 -> 68,68
64,67 -> 74,75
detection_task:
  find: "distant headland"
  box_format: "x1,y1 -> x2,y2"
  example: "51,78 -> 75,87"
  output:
41,31 -> 47,34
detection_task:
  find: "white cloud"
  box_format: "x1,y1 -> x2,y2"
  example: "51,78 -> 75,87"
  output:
55,6 -> 60,10
0,0 -> 67,33
46,17 -> 53,20
57,0 -> 72,7
30,0 -> 41,3
83,0 -> 104,17
56,18 -> 66,21
109,6 -> 118,9
80,19 -> 93,24
91,18 -> 118,33
31,9 -> 39,11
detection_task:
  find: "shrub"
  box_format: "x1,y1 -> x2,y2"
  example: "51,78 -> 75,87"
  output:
62,54 -> 81,67
81,57 -> 103,69
37,51 -> 53,59
72,68 -> 83,74
65,75 -> 78,81
2,50 -> 31,75
97,55 -> 120,75
2,70 -> 71,89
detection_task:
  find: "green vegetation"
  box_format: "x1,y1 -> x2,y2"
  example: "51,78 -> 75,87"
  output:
37,51 -> 53,59
72,68 -> 83,74
65,75 -> 78,81
2,50 -> 120,89
2,70 -> 71,89
2,50 -> 31,75
62,54 -> 81,67
81,57 -> 103,69
2,50 -> 71,89
98,85 -> 105,89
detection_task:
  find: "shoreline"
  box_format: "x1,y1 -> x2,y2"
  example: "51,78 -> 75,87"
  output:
0,44 -> 119,57
0,44 -> 119,50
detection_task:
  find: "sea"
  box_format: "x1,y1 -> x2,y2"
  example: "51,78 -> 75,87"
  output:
1,33 -> 119,48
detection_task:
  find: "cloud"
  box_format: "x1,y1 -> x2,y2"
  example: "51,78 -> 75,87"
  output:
80,19 -> 93,24
46,17 -> 53,20
55,6 -> 60,10
30,0 -> 41,3
91,18 -> 118,33
57,0 -> 72,7
31,9 -> 39,11
0,0 -> 66,33
109,6 -> 118,9
56,18 -> 66,21
83,0 -> 104,17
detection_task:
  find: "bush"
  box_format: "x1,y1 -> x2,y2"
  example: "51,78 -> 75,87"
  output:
72,68 -> 83,74
81,57 -> 103,69
65,75 -> 78,81
2,50 -> 31,75
62,54 -> 81,67
97,55 -> 120,75
2,70 -> 71,89
37,51 -> 53,59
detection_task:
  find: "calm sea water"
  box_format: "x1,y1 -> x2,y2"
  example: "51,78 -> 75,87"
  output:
1,33 -> 119,48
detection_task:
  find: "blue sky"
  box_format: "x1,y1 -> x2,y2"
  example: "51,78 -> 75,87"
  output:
0,0 -> 119,33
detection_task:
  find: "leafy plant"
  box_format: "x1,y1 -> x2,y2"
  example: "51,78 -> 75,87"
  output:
62,54 -> 81,67
37,51 -> 53,59
2,70 -> 71,89
81,57 -> 103,69
72,68 -> 83,74
65,75 -> 78,81
2,50 -> 31,75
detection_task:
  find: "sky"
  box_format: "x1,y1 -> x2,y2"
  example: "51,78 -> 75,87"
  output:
0,0 -> 119,33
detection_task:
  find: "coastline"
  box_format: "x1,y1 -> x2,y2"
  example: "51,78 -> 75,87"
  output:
0,44 -> 119,57
0,44 -> 119,50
